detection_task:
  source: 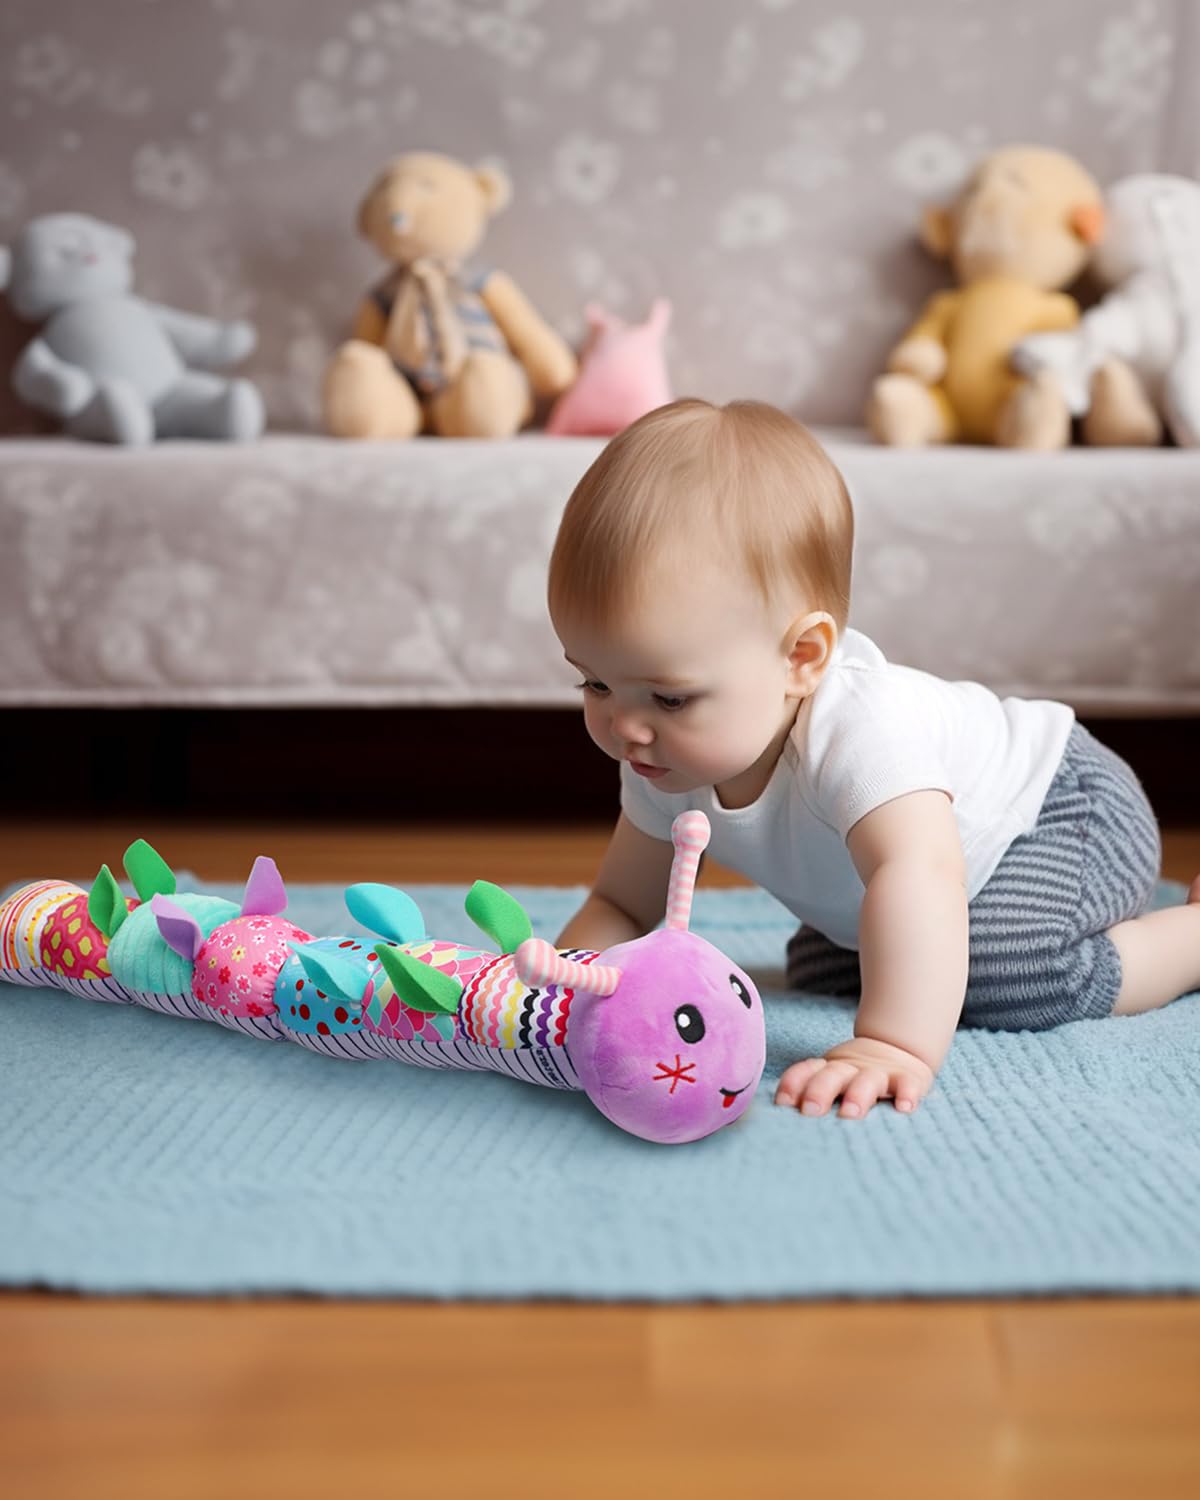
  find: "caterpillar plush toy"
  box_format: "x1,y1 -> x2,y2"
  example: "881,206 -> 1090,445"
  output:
0,812 -> 765,1144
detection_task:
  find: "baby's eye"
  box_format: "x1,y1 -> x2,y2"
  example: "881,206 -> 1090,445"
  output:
574,679 -> 610,697
652,693 -> 690,712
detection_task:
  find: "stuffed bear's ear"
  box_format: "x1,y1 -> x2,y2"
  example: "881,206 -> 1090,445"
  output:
0,246 -> 10,292
1070,201 -> 1106,246
919,205 -> 955,260
475,164 -> 512,217
357,188 -> 377,238
357,169 -> 392,238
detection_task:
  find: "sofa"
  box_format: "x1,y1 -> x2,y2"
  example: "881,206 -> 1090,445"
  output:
2,2 -> 1198,732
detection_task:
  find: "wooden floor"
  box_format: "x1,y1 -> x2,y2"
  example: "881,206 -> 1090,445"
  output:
2,819 -> 1198,1499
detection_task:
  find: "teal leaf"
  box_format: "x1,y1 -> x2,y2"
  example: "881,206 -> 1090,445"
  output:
344,883 -> 426,945
295,945 -> 365,1003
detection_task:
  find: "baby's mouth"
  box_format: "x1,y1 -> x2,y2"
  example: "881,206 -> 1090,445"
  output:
719,1084 -> 749,1110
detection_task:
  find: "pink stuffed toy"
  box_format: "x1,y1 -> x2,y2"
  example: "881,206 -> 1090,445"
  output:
546,299 -> 672,437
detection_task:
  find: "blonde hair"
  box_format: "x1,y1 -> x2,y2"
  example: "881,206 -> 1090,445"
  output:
548,398 -> 854,631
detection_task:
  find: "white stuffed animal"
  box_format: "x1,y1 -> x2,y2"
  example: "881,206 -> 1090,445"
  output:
0,212 -> 264,445
1013,173 -> 1200,446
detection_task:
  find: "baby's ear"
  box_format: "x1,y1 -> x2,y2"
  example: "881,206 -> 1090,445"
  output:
784,612 -> 837,696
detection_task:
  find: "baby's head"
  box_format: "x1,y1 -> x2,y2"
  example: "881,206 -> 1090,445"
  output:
549,399 -> 854,803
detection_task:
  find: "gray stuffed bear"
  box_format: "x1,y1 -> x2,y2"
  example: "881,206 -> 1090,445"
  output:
0,212 -> 264,444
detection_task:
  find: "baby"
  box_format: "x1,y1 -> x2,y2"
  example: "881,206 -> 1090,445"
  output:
549,398 -> 1200,1120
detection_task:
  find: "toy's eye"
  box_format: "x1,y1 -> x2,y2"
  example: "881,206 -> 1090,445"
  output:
674,1004 -> 706,1044
729,974 -> 752,1009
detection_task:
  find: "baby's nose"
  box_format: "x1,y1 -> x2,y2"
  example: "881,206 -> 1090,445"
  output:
612,708 -> 653,745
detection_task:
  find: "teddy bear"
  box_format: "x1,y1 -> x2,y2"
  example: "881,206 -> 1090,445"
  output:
867,145 -> 1105,449
1012,173 -> 1200,447
322,151 -> 577,439
0,212 -> 264,445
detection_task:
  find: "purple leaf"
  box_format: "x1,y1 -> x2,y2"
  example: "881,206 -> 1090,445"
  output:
150,893 -> 203,961
242,855 -> 287,917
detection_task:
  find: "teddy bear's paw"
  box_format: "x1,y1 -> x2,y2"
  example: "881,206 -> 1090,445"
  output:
866,373 -> 949,448
1084,358 -> 1163,447
322,341 -> 422,439
213,320 -> 257,367
221,379 -> 266,441
428,349 -> 531,438
66,378 -> 154,446
886,335 -> 946,386
1162,350 -> 1200,447
1011,332 -> 1092,415
995,370 -> 1071,450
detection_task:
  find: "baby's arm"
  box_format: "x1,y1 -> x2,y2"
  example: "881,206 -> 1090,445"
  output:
556,813 -> 676,950
775,789 -> 968,1119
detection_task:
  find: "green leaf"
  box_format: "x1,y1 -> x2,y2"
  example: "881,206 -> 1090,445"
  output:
87,864 -> 128,939
464,880 -> 533,955
123,839 -> 176,901
376,946 -> 462,1015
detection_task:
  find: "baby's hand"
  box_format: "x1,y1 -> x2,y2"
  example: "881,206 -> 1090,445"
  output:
774,1036 -> 935,1120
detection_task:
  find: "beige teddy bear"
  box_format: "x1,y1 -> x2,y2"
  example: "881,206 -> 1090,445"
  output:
323,151 -> 577,439
867,145 -> 1105,449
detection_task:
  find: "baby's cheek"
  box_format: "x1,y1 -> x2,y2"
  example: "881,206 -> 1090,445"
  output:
581,701 -> 609,749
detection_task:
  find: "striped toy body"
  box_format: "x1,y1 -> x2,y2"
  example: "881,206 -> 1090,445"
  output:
0,881 -> 133,1003
381,942 -> 595,1091
276,935 -> 598,1090
2,811 -> 767,1144
1,880 -> 588,1092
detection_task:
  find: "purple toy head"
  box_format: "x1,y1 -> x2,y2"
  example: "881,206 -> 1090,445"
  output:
516,812 -> 765,1144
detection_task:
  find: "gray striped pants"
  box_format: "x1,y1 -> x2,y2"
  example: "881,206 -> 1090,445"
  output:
786,724 -> 1162,1031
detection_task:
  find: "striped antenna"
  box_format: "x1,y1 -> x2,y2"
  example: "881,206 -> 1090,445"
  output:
514,938 -> 620,998
664,811 -> 710,931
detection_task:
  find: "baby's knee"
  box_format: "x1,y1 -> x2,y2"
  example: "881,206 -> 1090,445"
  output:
961,930 -> 1122,1031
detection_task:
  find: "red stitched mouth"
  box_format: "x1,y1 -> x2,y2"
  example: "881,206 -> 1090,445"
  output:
719,1085 -> 748,1110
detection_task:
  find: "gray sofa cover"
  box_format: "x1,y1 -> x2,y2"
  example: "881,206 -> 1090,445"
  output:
1,432 -> 1196,712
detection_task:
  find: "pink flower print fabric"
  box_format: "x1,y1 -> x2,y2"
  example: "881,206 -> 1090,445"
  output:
192,914 -> 314,1019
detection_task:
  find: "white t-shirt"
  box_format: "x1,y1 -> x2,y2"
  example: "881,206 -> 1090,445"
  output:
619,629 -> 1075,950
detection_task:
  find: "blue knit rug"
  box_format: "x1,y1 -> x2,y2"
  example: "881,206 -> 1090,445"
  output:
1,878 -> 1197,1300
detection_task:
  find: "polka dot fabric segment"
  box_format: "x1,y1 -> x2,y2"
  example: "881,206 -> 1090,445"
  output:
277,937 -> 378,1046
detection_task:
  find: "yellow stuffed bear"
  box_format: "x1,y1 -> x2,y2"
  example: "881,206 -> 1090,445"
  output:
867,145 -> 1105,448
323,151 -> 577,439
